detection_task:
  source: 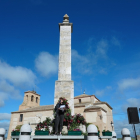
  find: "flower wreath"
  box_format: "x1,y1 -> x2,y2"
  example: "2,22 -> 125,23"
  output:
53,97 -> 87,130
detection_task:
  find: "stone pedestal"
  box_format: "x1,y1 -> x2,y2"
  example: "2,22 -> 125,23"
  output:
54,80 -> 74,115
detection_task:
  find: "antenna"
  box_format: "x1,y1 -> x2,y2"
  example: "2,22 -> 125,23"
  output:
83,89 -> 85,94
35,84 -> 36,92
80,80 -> 82,94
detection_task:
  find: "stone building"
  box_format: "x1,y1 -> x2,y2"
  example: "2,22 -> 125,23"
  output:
7,14 -> 113,140
7,90 -> 113,140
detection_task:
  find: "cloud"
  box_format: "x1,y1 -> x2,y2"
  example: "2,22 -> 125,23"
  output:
0,60 -> 36,87
0,60 -> 36,107
98,68 -> 108,74
0,95 -> 5,107
0,81 -> 22,107
0,81 -> 21,99
0,92 -> 8,107
72,50 -> 91,74
114,119 -> 140,137
95,90 -> 104,96
118,77 -> 140,91
0,80 -> 23,107
122,98 -> 140,112
0,113 -> 11,121
111,37 -> 121,46
72,37 -> 118,75
0,121 -> 10,137
95,86 -> 112,97
35,52 -> 58,77
72,39 -> 110,74
95,39 -> 108,59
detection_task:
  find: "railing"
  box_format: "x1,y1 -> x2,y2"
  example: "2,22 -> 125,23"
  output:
11,136 -> 19,140
11,135 -> 113,140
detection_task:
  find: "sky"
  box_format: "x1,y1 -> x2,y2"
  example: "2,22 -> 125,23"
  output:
0,0 -> 140,138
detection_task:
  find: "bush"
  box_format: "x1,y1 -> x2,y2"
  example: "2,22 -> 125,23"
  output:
53,98 -> 87,131
35,117 -> 52,131
102,130 -> 111,132
12,125 -> 22,132
38,97 -> 87,133
96,125 -> 100,132
69,114 -> 86,131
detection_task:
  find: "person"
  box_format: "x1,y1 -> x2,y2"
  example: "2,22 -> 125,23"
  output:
54,97 -> 66,135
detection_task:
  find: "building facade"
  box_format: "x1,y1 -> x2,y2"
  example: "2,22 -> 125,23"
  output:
7,90 -> 113,140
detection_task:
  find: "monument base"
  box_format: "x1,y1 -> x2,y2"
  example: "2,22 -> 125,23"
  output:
54,80 -> 74,115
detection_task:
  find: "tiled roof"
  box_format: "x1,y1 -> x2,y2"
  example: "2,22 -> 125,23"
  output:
24,91 -> 40,96
74,94 -> 90,98
84,105 -> 107,112
93,102 -> 113,109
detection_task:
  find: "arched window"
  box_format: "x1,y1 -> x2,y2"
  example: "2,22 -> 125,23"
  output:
31,95 -> 34,102
36,97 -> 38,103
19,114 -> 23,122
79,99 -> 81,103
26,95 -> 28,100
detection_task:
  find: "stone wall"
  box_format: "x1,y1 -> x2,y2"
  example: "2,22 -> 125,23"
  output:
58,26 -> 71,81
54,80 -> 74,115
8,96 -> 113,140
7,110 -> 53,140
19,91 -> 40,110
95,103 -> 113,131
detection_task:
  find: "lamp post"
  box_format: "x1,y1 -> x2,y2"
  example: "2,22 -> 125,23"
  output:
111,121 -> 114,131
5,129 -> 7,140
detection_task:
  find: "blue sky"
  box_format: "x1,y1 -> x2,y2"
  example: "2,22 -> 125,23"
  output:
0,0 -> 140,137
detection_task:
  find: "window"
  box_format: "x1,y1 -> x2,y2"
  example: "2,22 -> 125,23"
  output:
31,95 -> 34,102
79,99 -> 81,103
36,97 -> 38,103
26,95 -> 28,100
19,114 -> 23,122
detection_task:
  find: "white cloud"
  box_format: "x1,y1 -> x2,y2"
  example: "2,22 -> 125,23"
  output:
118,78 -> 140,91
95,90 -> 104,96
0,81 -> 23,107
72,50 -> 92,74
111,37 -> 121,46
96,39 -> 108,59
0,60 -> 36,107
72,50 -> 89,64
0,60 -> 36,87
0,121 -> 10,137
0,92 -> 8,107
0,113 -> 11,121
95,86 -> 112,97
72,38 -> 116,75
98,68 -> 108,74
114,119 -> 140,138
106,86 -> 112,90
0,96 -> 5,107
0,81 -> 21,99
35,52 -> 58,77
122,98 -> 140,112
